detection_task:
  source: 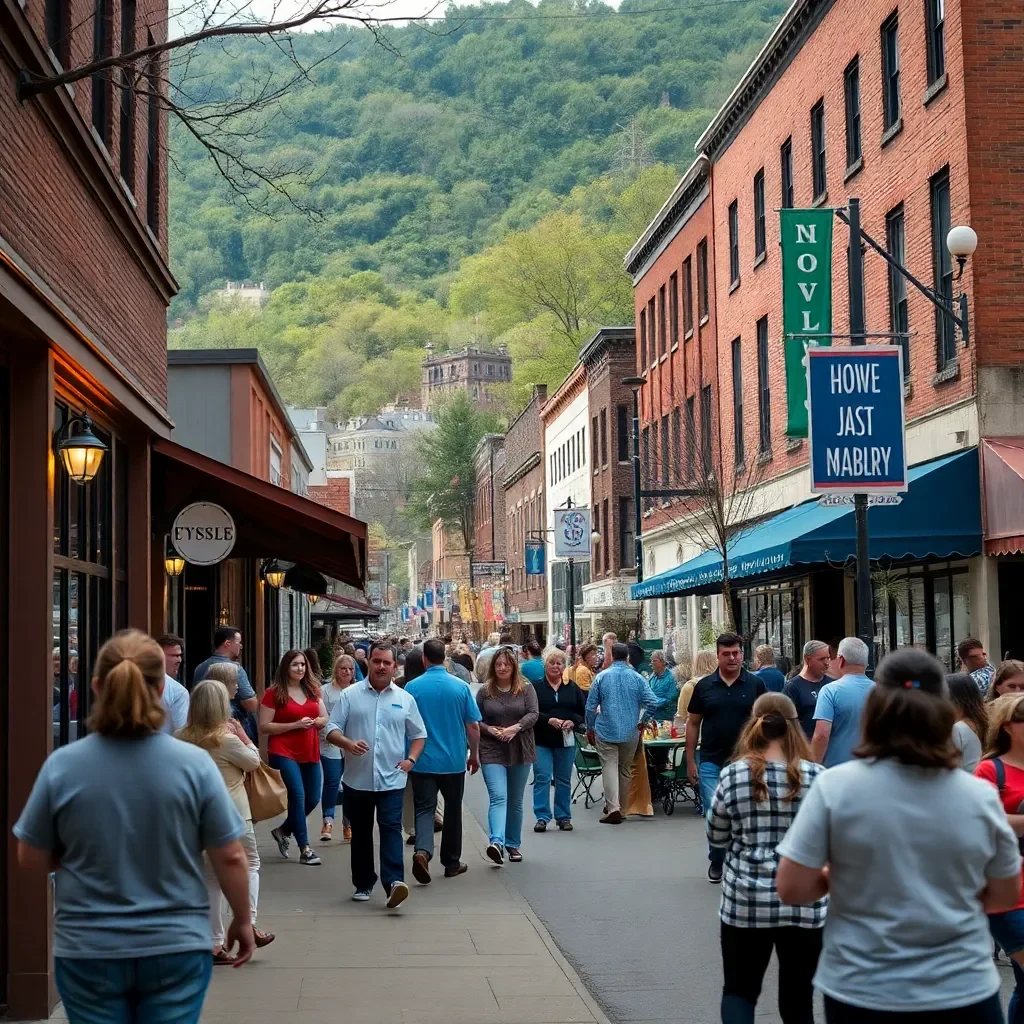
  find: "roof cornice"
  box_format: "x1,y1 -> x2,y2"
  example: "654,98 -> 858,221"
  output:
695,0 -> 832,159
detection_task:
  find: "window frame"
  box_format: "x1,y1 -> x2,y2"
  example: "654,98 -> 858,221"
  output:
91,0 -> 113,145
639,308 -> 648,370
145,41 -> 160,234
658,284 -> 667,357
618,496 -> 634,570
930,167 -> 955,369
811,100 -> 827,200
616,404 -> 629,463
753,169 -> 766,260
700,386 -> 713,476
669,271 -> 679,349
728,200 -> 740,286
844,56 -> 862,168
118,0 -> 136,188
660,415 -> 670,487
886,204 -> 910,379
671,407 -> 681,483
881,12 -> 901,132
647,297 -> 657,367
780,137 -> 794,209
697,239 -> 709,320
682,257 -> 694,335
46,0 -> 70,66
600,408 -> 608,467
685,397 -> 696,480
925,0 -> 945,85
756,316 -> 772,455
731,338 -> 744,468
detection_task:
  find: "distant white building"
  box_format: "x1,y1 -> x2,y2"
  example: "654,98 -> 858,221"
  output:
287,407 -> 329,486
327,405 -> 435,473
215,281 -> 270,306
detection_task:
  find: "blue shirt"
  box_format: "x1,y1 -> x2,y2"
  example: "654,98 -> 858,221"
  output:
585,661 -> 660,743
405,666 -> 482,774
647,668 -> 680,721
755,666 -> 787,692
162,675 -> 190,733
325,679 -> 427,792
14,732 -> 245,959
813,673 -> 875,767
520,658 -> 545,683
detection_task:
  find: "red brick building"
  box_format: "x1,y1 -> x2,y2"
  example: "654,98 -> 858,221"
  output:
579,327 -> 642,631
502,385 -> 548,642
473,434 -> 506,563
628,0 -> 1024,668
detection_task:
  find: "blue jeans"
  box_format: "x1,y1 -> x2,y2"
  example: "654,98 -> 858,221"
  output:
481,763 -> 531,850
55,951 -> 212,1023
990,909 -> 1024,1023
269,754 -> 322,849
343,785 -> 405,893
321,756 -> 345,822
698,759 -> 725,871
533,745 -> 574,823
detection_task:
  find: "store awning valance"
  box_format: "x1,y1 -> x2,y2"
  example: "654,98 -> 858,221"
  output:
981,438 -> 1024,555
632,449 -> 981,600
152,439 -> 366,589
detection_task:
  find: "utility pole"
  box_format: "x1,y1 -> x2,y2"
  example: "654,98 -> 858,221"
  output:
565,497 -> 576,654
847,198 -> 874,672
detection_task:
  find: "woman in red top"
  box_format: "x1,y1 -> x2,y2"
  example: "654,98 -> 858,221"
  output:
976,691 -> 1024,1021
259,650 -> 328,866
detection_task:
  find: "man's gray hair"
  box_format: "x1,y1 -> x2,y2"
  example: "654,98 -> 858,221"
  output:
651,649 -> 666,663
837,636 -> 869,666
802,640 -> 830,659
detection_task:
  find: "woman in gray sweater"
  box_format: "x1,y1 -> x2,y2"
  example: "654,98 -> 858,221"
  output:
476,647 -> 538,865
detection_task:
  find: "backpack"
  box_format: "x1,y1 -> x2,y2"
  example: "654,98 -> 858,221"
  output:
987,757 -> 1024,854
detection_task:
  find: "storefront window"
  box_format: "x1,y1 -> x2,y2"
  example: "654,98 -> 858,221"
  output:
872,564 -> 969,670
737,583 -> 804,666
52,401 -> 116,747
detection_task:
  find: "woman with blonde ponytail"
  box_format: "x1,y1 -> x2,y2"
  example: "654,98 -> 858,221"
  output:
707,692 -> 826,1023
14,630 -> 255,1023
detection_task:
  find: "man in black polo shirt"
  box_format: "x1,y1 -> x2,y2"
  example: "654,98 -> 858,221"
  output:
685,632 -> 765,883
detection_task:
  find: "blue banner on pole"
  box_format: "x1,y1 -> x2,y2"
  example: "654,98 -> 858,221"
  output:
525,543 -> 545,576
807,346 -> 907,494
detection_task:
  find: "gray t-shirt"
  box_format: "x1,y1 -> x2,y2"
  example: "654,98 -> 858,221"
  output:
14,732 -> 244,959
953,719 -> 983,774
777,757 -> 1021,1012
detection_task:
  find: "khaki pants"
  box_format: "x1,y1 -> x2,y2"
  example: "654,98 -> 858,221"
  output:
595,735 -> 639,814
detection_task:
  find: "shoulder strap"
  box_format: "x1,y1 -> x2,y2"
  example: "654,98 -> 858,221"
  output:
991,756 -> 1006,793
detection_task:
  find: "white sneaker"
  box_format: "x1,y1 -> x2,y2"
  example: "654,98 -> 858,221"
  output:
386,881 -> 410,909
352,889 -> 372,902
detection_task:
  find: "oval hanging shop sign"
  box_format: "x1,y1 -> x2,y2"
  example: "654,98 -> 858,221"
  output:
171,502 -> 236,566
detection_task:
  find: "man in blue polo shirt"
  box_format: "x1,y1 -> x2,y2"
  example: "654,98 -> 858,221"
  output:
405,639 -> 481,883
685,632 -> 766,883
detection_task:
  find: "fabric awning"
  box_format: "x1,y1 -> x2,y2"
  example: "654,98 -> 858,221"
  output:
317,593 -> 383,618
981,438 -> 1024,555
632,449 -> 981,600
152,438 -> 366,589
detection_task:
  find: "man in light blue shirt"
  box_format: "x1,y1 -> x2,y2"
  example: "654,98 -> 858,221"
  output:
811,636 -> 875,768
157,634 -> 190,733
192,626 -> 259,741
325,642 -> 426,909
646,650 -> 680,721
585,643 -> 660,824
405,639 -> 481,883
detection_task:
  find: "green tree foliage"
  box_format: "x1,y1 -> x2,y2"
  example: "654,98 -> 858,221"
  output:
406,393 -> 503,551
168,0 -> 790,415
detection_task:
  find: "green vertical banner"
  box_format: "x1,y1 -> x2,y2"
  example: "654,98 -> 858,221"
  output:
780,208 -> 834,436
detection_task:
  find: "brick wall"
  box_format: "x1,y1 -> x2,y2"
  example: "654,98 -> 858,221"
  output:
307,474 -> 352,516
709,0 -> 973,485
0,0 -> 170,404
584,332 -> 638,578
960,2 -> 1024,368
473,436 -> 505,561
503,385 -> 547,617
632,179 -> 717,534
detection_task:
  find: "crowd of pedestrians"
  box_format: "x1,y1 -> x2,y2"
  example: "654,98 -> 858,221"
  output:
18,615 -> 1024,1024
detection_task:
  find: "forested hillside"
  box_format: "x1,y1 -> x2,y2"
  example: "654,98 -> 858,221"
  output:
169,0 -> 789,416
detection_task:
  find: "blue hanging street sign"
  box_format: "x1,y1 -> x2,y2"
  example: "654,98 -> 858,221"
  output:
807,346 -> 907,495
525,542 -> 546,576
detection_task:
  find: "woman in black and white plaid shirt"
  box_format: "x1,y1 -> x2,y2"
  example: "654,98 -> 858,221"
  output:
708,692 -> 826,1024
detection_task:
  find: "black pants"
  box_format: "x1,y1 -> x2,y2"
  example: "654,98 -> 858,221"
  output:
720,921 -> 822,1024
342,785 -> 404,893
411,772 -> 465,869
824,993 -> 1004,1023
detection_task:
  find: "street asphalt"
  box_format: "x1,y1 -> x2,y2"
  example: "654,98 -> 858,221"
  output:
464,768 -> 1016,1024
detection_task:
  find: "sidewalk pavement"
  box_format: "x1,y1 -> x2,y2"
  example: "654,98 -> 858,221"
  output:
195,806 -> 608,1024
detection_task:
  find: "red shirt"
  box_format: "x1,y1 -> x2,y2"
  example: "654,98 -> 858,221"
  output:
975,758 -> 1024,911
261,689 -> 321,763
